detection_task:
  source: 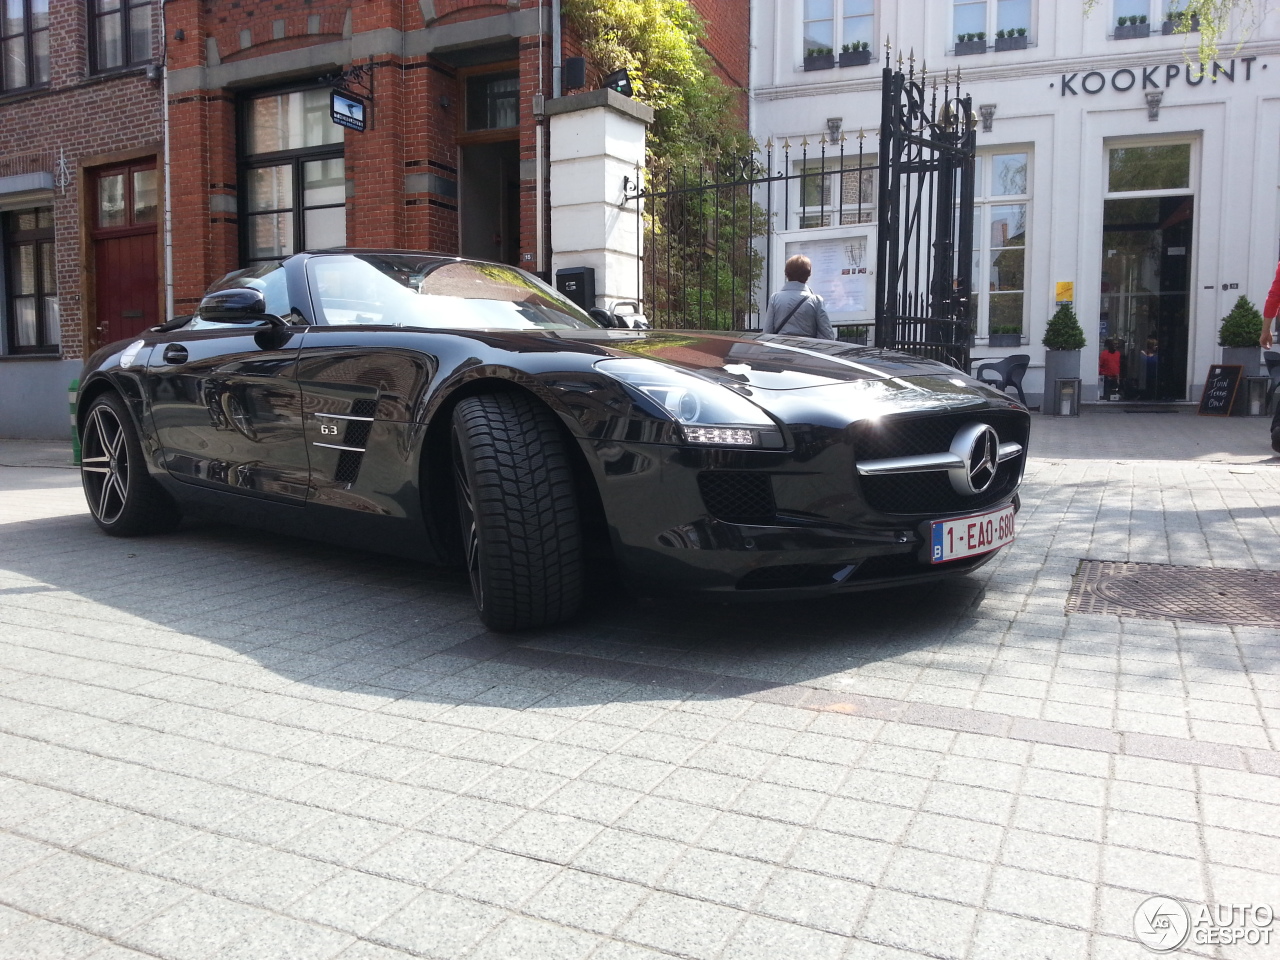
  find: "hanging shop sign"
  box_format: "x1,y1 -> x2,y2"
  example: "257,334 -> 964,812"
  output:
1057,57 -> 1258,96
331,91 -> 366,132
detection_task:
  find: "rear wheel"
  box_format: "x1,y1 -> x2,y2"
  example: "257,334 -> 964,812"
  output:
81,392 -> 181,536
451,392 -> 583,630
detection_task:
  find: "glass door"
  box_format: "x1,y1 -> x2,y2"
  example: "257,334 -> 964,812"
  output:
1100,143 -> 1193,401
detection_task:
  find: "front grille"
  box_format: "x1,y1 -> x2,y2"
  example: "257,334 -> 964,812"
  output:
848,551 -> 989,581
853,410 -> 1029,515
737,563 -> 850,590
698,472 -> 776,524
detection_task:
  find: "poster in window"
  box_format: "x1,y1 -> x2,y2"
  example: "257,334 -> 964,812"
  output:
784,233 -> 872,313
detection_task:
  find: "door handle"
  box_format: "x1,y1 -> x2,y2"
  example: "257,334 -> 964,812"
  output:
162,344 -> 188,365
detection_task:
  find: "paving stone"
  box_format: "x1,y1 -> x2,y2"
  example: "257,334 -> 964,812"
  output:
616,890 -> 746,959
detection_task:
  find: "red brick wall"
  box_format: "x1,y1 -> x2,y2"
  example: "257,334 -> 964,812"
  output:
692,0 -> 750,120
0,0 -> 163,360
2,0 -> 748,355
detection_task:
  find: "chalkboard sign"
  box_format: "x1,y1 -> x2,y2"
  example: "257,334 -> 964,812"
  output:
1198,364 -> 1243,416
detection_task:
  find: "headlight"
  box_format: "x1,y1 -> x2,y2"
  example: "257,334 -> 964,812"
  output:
594,358 -> 781,447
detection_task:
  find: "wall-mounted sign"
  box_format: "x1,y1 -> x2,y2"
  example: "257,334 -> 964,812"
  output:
1055,281 -> 1074,303
330,90 -> 366,132
1058,56 -> 1257,96
785,233 -> 873,314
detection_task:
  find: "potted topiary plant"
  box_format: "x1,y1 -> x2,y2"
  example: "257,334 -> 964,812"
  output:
1042,302 -> 1086,409
1219,294 -> 1263,377
839,41 -> 872,67
955,32 -> 986,55
804,46 -> 835,71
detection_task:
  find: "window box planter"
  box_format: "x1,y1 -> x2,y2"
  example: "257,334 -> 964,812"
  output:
994,35 -> 1028,52
1114,22 -> 1151,39
988,333 -> 1023,347
838,49 -> 873,67
803,53 -> 835,71
954,39 -> 987,56
1162,14 -> 1200,34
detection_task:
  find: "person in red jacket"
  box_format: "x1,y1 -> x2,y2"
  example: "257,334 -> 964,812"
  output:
1099,339 -> 1123,400
1263,261 -> 1280,452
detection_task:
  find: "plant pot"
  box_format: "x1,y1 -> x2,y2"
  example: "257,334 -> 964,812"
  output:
994,35 -> 1028,51
954,39 -> 987,56
1114,23 -> 1151,39
803,54 -> 835,71
1222,346 -> 1261,378
1162,15 -> 1199,34
838,49 -> 873,67
1043,349 -> 1082,412
988,333 -> 1022,347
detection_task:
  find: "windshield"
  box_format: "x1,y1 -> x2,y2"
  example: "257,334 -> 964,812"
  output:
306,254 -> 601,330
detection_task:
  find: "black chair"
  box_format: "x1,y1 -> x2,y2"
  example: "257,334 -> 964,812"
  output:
974,354 -> 1030,406
1265,351 -> 1280,410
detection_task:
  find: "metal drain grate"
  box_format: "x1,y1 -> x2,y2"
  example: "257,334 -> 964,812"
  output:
1067,560 -> 1280,627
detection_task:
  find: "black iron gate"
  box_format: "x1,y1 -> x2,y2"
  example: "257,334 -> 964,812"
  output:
624,56 -> 974,365
875,61 -> 976,368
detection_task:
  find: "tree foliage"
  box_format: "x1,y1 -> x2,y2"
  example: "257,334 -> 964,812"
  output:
1083,0 -> 1261,63
562,0 -> 764,329
561,0 -> 751,165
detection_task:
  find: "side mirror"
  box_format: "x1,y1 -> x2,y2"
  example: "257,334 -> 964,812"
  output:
588,307 -> 616,328
196,288 -> 285,326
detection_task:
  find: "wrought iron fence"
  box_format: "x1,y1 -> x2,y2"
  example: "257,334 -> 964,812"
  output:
624,53 -> 976,369
624,133 -> 878,332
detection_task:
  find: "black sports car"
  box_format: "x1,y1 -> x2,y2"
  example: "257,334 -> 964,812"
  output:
77,250 -> 1029,629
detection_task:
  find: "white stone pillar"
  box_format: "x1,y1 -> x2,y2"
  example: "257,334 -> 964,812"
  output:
546,88 -> 653,311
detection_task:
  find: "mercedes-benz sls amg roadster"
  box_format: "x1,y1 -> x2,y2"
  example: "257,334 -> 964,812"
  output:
76,251 -> 1029,629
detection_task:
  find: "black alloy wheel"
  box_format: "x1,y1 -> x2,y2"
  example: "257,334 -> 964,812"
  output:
80,392 -> 181,537
451,392 -> 584,630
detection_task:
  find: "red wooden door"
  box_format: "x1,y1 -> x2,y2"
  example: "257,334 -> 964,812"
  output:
92,161 -> 159,345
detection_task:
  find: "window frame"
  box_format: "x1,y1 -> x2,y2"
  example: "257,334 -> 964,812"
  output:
972,149 -> 1031,344
951,0 -> 1034,51
87,0 -> 155,75
2,206 -> 58,356
238,84 -> 346,268
800,0 -> 876,62
457,61 -> 522,145
1103,137 -> 1196,200
0,0 -> 51,94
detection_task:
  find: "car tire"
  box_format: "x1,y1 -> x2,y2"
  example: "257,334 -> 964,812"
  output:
451,392 -> 583,630
80,392 -> 182,537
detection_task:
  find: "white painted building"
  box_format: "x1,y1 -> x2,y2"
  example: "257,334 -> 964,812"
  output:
750,0 -> 1280,403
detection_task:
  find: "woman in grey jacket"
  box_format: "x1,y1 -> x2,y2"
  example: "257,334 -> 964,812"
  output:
762,255 -> 834,339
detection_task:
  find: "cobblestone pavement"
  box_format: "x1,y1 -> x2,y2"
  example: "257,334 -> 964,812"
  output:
0,414 -> 1278,960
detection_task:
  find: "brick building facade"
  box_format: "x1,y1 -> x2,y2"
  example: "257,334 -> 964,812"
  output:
0,0 -> 748,438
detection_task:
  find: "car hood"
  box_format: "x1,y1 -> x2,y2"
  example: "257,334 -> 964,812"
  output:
554,330 -> 955,387
549,329 -> 1010,410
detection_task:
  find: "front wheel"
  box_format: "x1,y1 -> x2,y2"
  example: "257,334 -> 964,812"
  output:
80,392 -> 181,537
451,393 -> 583,630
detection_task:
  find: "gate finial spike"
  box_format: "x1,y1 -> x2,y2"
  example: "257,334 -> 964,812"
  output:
765,137 -> 774,151
896,51 -> 904,69
884,35 -> 891,65
908,49 -> 915,76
